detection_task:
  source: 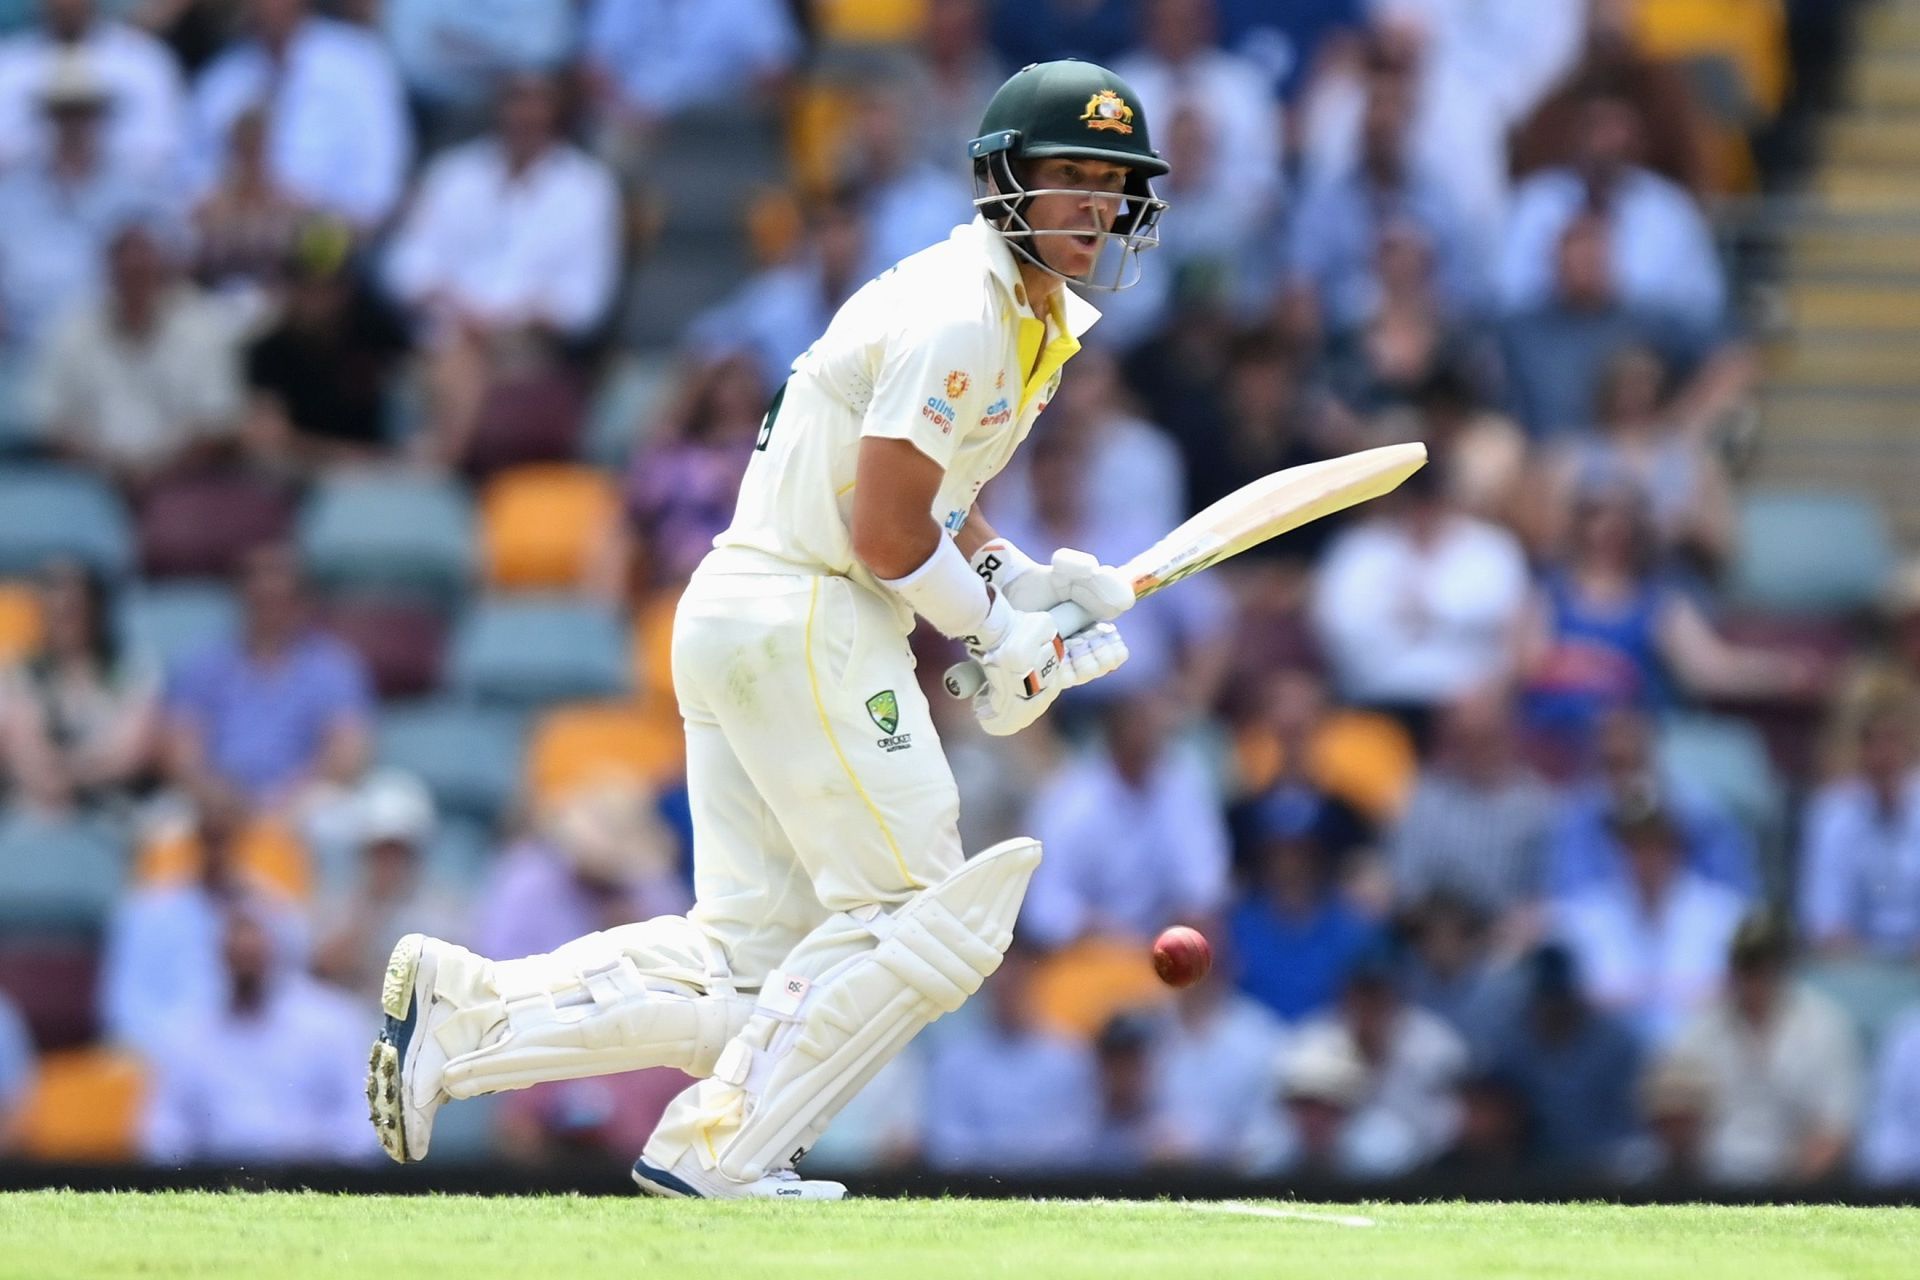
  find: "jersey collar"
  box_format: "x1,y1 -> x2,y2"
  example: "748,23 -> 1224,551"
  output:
964,216 -> 1101,340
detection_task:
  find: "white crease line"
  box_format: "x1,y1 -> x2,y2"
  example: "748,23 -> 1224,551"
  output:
1058,1198 -> 1378,1228
1179,1202 -> 1377,1228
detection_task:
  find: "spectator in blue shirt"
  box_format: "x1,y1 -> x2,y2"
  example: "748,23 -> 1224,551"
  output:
1548,705 -> 1759,901
0,989 -> 34,1154
164,542 -> 372,810
1498,214 -> 1750,440
1486,944 -> 1642,1173
1230,785 -> 1385,1023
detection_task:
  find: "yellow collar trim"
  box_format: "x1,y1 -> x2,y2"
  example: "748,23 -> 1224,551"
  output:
1016,291 -> 1080,413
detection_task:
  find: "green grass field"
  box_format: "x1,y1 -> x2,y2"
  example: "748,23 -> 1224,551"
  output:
3,1192 -> 1916,1280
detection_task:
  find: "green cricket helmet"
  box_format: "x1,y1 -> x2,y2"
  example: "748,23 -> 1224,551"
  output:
968,59 -> 1170,291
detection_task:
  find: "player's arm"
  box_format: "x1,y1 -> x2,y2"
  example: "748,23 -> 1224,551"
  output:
851,438 -> 1064,735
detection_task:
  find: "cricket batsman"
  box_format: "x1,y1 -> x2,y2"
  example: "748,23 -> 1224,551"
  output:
367,60 -> 1170,1199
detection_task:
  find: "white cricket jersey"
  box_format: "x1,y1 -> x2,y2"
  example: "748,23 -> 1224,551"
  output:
702,215 -> 1100,629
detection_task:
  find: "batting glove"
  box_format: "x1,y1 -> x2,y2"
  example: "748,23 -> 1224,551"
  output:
971,540 -> 1134,623
963,590 -> 1069,737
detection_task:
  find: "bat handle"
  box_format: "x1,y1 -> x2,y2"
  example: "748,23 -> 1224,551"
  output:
942,600 -> 1095,700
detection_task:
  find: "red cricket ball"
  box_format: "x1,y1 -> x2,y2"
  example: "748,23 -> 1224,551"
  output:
1152,925 -> 1212,988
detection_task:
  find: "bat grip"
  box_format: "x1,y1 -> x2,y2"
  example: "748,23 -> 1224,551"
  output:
942,600 -> 1094,700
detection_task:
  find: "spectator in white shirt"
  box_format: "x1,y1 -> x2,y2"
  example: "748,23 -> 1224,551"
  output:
1800,698 -> 1920,961
27,219 -> 243,485
583,0 -> 799,165
385,71 -> 621,467
1299,19 -> 1509,272
190,0 -> 411,228
1498,88 -> 1726,330
922,943 -> 1100,1171
142,904 -> 379,1164
0,0 -> 185,176
1553,790 -> 1747,1048
1368,0 -> 1583,128
1113,0 -> 1283,273
1254,960 -> 1468,1176
1858,1006 -> 1920,1187
1309,460 -> 1529,731
1152,947 -> 1291,1170
1021,690 -> 1233,949
1662,916 -> 1861,1186
0,53 -> 176,360
383,0 -> 575,124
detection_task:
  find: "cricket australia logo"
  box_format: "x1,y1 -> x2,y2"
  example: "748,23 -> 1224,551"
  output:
1081,89 -> 1135,134
866,690 -> 912,753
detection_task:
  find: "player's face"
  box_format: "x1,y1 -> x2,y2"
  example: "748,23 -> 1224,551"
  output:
1021,157 -> 1130,280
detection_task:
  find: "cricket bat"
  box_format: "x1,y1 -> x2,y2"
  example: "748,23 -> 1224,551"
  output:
943,441 -> 1429,699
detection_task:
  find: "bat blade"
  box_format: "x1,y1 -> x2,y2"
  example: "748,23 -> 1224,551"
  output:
1122,441 -> 1428,599
942,441 -> 1427,701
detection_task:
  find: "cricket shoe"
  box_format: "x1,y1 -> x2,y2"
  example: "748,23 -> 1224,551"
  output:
367,933 -> 448,1163
630,1151 -> 847,1200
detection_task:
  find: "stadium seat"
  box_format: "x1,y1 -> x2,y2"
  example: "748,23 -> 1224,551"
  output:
0,579 -> 41,664
1656,713 -> 1784,836
323,594 -> 449,700
18,1047 -> 147,1162
1028,936 -> 1172,1040
448,597 -> 631,707
464,370 -> 589,481
135,815 -> 311,902
632,587 -> 679,707
0,930 -> 100,1050
423,815 -> 497,889
583,353 -> 676,467
1727,489 -> 1896,614
1801,958 -> 1920,1059
526,700 -> 686,807
136,468 -> 296,579
299,472 -> 475,604
376,700 -> 528,824
0,810 -> 128,931
815,0 -> 927,42
481,464 -> 622,593
0,464 -> 135,581
118,580 -> 240,675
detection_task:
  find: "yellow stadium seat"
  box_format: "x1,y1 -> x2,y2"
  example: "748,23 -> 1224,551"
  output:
814,0 -> 928,43
1030,936 -> 1172,1040
526,701 -> 686,806
19,1047 -> 147,1162
0,581 -> 42,665
1234,711 -> 1418,825
1631,0 -> 1789,120
481,464 -> 623,593
136,817 -> 311,902
632,588 -> 681,709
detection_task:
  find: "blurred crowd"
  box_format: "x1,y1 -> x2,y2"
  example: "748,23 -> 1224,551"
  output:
0,0 -> 1915,1192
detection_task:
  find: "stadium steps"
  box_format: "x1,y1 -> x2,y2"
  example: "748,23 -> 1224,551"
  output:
1747,1 -> 1920,546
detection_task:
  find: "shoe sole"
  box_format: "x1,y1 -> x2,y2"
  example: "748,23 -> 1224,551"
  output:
367,934 -> 424,1164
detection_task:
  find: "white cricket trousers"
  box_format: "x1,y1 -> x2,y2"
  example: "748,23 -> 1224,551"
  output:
674,569 -> 965,985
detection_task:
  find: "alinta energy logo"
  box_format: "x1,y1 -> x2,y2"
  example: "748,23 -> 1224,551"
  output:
979,397 -> 1012,427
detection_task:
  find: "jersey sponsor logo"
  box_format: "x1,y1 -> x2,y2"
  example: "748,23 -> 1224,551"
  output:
995,369 -> 1006,390
945,369 -> 971,398
1082,89 -> 1135,135
979,397 -> 1012,427
922,396 -> 956,433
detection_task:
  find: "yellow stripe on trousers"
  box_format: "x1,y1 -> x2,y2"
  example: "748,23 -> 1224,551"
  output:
804,577 -> 921,891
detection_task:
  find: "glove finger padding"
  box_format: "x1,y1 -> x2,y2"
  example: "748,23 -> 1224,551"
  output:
967,606 -> 1068,737
1063,622 -> 1129,687
1049,548 -> 1134,622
